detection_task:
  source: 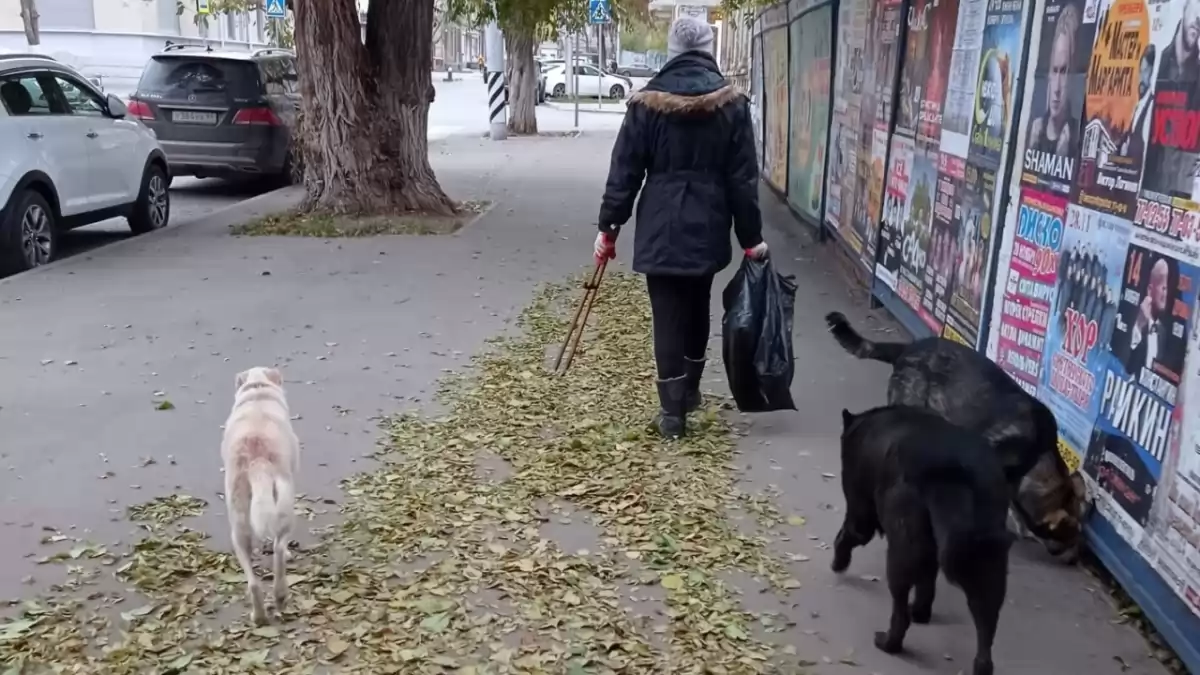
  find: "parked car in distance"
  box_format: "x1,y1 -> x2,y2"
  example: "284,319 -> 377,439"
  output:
0,53 -> 170,275
533,59 -> 548,104
617,63 -> 658,78
127,45 -> 299,185
544,64 -> 632,99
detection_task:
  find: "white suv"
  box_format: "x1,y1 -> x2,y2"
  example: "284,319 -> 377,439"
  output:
0,53 -> 170,276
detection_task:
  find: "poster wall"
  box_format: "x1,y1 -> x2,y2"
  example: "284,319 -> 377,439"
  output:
982,0 -> 1200,643
823,0 -> 903,267
787,4 -> 834,221
762,23 -> 791,192
751,30 -> 765,165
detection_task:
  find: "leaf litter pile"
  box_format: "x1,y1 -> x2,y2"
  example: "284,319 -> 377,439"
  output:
0,272 -> 807,673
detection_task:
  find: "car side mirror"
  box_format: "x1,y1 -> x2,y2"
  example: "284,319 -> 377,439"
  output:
106,94 -> 127,119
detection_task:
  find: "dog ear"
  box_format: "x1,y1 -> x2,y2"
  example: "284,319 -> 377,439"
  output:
264,368 -> 283,386
235,370 -> 249,389
841,409 -> 854,428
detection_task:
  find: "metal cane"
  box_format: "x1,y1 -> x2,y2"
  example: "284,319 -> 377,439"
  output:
553,258 -> 608,374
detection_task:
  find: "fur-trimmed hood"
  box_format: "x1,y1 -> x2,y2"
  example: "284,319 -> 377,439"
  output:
630,85 -> 743,115
629,51 -> 743,116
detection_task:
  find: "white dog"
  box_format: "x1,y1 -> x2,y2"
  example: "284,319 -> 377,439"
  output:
221,366 -> 298,625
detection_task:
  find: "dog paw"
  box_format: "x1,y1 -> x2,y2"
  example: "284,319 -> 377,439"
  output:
874,631 -> 902,654
251,610 -> 269,627
830,551 -> 851,573
910,605 -> 932,624
972,658 -> 994,675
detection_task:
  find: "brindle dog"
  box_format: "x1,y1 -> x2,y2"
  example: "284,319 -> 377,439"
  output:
825,312 -> 1089,561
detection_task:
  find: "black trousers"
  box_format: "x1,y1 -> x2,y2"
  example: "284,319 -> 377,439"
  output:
646,274 -> 714,379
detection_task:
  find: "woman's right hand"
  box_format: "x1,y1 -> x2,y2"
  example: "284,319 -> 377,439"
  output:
746,242 -> 769,260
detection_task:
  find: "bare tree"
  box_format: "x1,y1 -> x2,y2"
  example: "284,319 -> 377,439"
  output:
19,0 -> 40,46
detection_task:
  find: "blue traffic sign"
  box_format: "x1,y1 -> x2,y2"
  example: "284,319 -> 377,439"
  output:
588,0 -> 611,24
265,0 -> 286,19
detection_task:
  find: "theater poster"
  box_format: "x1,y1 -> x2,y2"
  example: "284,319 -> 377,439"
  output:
896,146 -> 940,312
919,152 -> 967,331
896,0 -> 960,144
1020,0 -> 1096,197
945,162 -> 997,345
1038,205 -> 1132,456
941,0 -> 988,157
1075,0 -> 1152,219
877,133 -> 916,290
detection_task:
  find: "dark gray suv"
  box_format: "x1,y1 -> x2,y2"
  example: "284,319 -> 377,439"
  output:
127,45 -> 298,184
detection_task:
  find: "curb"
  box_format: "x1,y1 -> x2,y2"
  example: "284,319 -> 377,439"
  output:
0,184 -> 301,287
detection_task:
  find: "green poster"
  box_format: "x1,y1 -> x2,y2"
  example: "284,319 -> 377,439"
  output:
786,4 -> 834,221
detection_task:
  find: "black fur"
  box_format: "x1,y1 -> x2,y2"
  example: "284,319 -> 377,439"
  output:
824,312 -> 1085,559
835,405 -> 1012,675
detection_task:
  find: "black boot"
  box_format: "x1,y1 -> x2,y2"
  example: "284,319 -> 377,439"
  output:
656,376 -> 688,439
683,357 -> 706,412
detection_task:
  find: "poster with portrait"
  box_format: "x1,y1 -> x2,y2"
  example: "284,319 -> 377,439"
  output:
918,153 -> 967,331
967,0 -> 1024,169
788,6 -> 834,221
896,0 -> 960,144
1020,0 -> 1094,196
1038,205 -> 1132,455
995,189 -> 1066,396
762,26 -> 791,192
895,145 -> 940,312
1138,0 -> 1200,206
940,0 -> 988,157
877,133 -> 916,290
1075,0 -> 1153,219
945,162 -> 997,345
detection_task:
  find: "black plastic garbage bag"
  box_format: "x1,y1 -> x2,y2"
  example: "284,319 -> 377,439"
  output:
721,256 -> 797,412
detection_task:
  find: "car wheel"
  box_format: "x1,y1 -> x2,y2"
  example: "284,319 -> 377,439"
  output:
128,163 -> 171,235
0,189 -> 56,276
553,83 -> 566,97
609,84 -> 626,100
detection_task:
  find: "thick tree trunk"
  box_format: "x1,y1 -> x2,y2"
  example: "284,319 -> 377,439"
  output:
505,28 -> 538,136
293,0 -> 391,213
367,0 -> 456,214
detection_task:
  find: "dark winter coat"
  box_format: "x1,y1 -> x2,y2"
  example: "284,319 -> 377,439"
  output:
597,51 -> 763,277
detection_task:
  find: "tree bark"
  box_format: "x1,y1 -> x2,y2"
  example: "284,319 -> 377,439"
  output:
505,28 -> 538,136
19,0 -> 40,46
367,0 -> 456,214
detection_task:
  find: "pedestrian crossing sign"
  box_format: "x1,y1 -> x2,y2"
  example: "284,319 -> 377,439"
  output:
265,0 -> 287,18
196,0 -> 210,14
588,0 -> 611,24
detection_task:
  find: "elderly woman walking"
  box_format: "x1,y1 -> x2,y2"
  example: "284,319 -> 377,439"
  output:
594,16 -> 769,439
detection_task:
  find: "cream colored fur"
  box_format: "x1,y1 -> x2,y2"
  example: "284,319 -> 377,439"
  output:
221,366 -> 299,626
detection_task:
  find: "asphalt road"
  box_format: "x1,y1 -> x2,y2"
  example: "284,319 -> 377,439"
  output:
55,177 -> 275,261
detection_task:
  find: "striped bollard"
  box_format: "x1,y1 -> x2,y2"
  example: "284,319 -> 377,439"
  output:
487,70 -> 507,140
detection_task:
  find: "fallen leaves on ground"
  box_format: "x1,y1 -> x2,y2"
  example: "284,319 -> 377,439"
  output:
0,272 -> 805,673
230,201 -> 490,237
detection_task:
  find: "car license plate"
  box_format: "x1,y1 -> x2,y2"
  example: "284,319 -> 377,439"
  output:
172,110 -> 218,125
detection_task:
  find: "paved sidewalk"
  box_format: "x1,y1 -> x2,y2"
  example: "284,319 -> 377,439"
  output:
0,133 -> 1168,673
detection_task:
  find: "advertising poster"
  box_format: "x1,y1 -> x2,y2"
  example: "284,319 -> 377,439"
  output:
1086,241 -> 1200,541
968,0 -> 1024,169
1139,0 -> 1200,205
1020,0 -> 1095,196
826,113 -> 851,230
896,0 -> 960,144
864,128 -> 891,263
787,5 -> 834,222
1038,205 -> 1132,456
919,153 -> 967,331
896,146 -> 939,312
878,133 -> 916,290
941,0 -> 989,157
1076,0 -> 1153,219
824,0 -> 866,232
945,162 -> 997,345
763,27 -> 791,192
995,189 -> 1066,396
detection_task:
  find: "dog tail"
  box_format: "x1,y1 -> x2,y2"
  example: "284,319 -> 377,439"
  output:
824,312 -> 907,363
248,460 -> 294,543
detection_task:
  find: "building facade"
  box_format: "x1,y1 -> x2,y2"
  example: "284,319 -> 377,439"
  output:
0,0 -> 270,97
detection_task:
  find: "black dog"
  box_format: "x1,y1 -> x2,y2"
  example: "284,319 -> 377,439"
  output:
825,312 -> 1087,561
836,405 -> 1012,675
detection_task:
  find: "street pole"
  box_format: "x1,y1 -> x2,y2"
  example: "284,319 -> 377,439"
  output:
484,20 -> 506,140
598,26 -> 604,110
565,31 -> 578,128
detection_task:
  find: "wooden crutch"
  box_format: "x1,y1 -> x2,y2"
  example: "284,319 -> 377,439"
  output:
553,257 -> 608,374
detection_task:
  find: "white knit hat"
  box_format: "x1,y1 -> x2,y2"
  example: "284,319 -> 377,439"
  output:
667,16 -> 715,59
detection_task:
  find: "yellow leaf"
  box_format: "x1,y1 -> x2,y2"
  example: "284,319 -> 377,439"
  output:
787,514 -> 806,526
660,574 -> 684,590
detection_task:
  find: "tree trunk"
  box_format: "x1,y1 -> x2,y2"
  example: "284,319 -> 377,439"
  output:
293,0 -> 454,215
505,28 -> 538,136
367,0 -> 456,214
19,0 -> 40,46
293,0 -> 390,213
